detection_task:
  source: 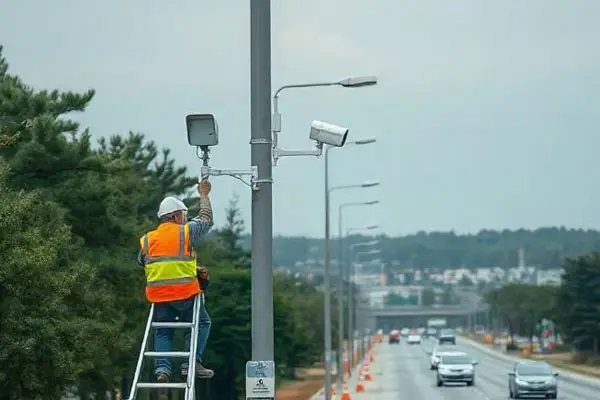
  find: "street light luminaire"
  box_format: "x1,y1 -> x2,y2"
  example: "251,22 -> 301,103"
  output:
338,76 -> 378,88
365,225 -> 379,230
364,200 -> 379,205
351,137 -> 376,145
361,180 -> 380,188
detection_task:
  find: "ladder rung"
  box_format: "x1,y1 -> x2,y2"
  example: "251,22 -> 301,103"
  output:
144,351 -> 190,358
151,322 -> 194,328
137,382 -> 188,389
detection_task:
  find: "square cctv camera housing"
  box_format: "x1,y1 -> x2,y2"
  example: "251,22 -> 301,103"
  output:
186,114 -> 219,147
309,120 -> 349,147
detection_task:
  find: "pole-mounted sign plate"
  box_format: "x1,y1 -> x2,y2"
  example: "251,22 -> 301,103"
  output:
245,360 -> 275,400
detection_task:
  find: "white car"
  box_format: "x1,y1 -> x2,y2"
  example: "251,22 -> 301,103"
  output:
407,334 -> 421,344
436,351 -> 477,387
400,328 -> 410,337
428,346 -> 453,369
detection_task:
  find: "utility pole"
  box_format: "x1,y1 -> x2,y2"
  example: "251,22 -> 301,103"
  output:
250,0 -> 274,362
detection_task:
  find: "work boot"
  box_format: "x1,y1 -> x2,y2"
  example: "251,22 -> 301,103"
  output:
156,372 -> 170,400
181,362 -> 214,378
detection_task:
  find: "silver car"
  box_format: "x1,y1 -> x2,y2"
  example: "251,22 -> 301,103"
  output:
436,352 -> 478,386
508,361 -> 558,399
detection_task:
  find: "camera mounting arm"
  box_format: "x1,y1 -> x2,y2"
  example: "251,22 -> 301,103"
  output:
272,142 -> 323,166
271,120 -> 349,166
197,146 -> 260,190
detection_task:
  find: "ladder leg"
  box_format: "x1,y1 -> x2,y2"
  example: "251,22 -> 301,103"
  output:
186,294 -> 201,400
127,304 -> 155,400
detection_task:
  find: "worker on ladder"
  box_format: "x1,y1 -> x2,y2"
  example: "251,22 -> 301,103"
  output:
137,178 -> 215,386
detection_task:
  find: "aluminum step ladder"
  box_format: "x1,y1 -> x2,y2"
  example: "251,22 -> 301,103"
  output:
127,294 -> 201,400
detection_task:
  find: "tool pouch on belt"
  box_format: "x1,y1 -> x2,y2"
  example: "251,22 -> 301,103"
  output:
199,278 -> 209,290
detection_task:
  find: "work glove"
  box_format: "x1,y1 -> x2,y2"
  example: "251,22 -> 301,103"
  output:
198,179 -> 211,197
197,265 -> 210,290
197,266 -> 210,280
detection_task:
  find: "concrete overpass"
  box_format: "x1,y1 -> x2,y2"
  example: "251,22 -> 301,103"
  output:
360,305 -> 489,331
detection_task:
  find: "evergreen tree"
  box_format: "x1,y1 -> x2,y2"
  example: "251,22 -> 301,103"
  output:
0,45 -> 330,399
214,193 -> 251,269
556,253 -> 600,352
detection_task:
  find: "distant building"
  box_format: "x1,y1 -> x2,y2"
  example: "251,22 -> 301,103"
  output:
536,269 -> 562,286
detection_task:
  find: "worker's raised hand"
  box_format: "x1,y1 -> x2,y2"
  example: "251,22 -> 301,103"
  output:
198,179 -> 211,197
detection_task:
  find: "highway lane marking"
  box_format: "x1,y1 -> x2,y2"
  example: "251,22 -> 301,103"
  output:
417,339 -> 495,400
471,386 -> 492,400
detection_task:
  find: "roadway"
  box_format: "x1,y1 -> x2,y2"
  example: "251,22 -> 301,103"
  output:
341,336 -> 600,399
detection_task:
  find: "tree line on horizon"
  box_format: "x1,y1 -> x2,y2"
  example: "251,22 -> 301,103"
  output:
0,46 -> 339,400
245,227 -> 600,270
483,252 -> 600,359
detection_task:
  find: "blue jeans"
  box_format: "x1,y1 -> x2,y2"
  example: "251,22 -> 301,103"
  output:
153,294 -> 211,376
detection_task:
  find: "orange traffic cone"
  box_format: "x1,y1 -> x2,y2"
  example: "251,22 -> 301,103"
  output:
355,371 -> 365,392
355,381 -> 365,392
364,366 -> 373,381
341,381 -> 351,400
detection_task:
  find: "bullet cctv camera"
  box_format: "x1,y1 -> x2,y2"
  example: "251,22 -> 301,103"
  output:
309,120 -> 349,147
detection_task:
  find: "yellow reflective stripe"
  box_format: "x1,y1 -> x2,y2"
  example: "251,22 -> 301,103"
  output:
145,260 -> 197,283
147,276 -> 196,286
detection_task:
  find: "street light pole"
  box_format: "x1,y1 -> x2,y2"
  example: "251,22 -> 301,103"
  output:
323,146 -> 333,400
345,238 -> 379,372
341,226 -> 378,376
353,248 -> 381,362
272,77 -> 377,400
325,174 -> 379,398
250,0 -> 274,362
335,162 -> 377,379
338,218 -> 378,378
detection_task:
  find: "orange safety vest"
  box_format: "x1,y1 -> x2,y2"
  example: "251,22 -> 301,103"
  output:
139,222 -> 200,303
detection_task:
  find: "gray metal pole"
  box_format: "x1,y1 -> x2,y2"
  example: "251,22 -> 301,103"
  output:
336,206 -> 345,391
323,148 -> 333,400
347,254 -> 354,375
250,0 -> 274,362
358,306 -> 364,364
341,225 -> 353,378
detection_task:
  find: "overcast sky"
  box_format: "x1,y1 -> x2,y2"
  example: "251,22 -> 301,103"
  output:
1,0 -> 599,237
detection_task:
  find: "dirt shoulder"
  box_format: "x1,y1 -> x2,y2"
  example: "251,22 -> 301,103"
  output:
275,368 -> 330,400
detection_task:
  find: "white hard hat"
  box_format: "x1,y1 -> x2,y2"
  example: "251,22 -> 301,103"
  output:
157,196 -> 188,218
